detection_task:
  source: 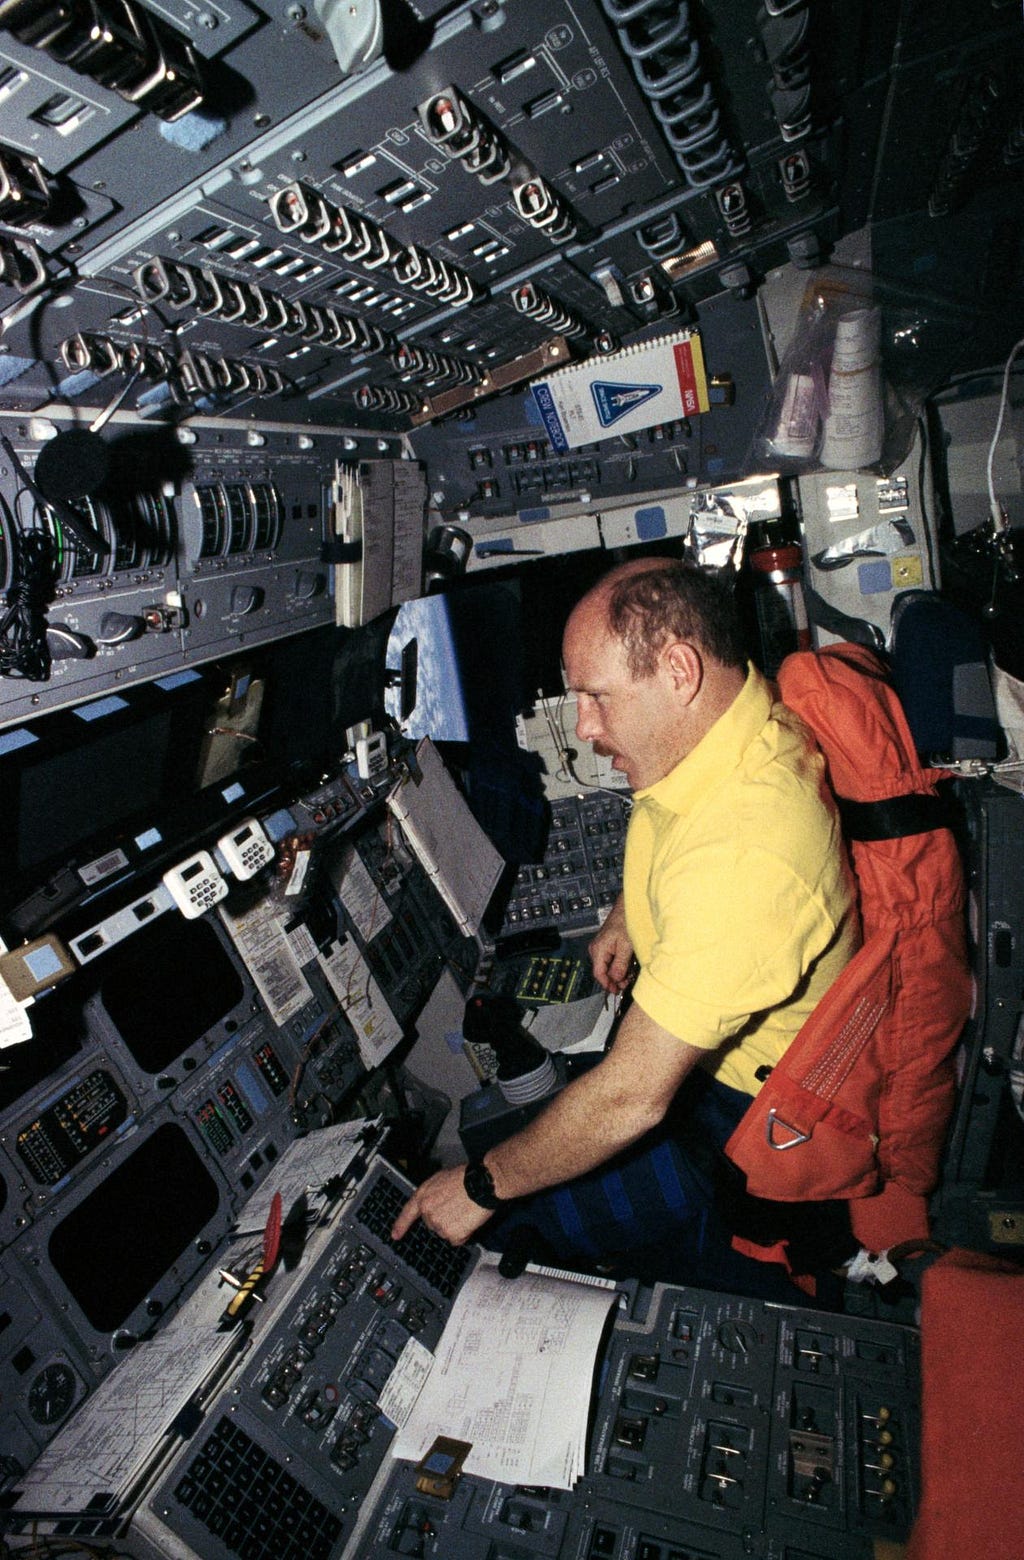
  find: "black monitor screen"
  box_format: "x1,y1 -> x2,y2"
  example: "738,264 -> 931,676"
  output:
48,1122 -> 221,1333
0,980 -> 91,1113
99,914 -> 245,1073
0,625 -> 393,940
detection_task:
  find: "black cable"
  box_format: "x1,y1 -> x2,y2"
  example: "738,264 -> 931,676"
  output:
0,526 -> 58,680
916,414 -> 940,591
931,360 -> 1024,399
0,432 -> 109,555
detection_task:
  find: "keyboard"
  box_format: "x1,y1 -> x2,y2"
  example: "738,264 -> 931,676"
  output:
172,1415 -> 343,1560
355,1171 -> 473,1299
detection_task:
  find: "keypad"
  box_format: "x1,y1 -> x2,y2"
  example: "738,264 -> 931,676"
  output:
173,1416 -> 342,1560
356,1174 -> 473,1299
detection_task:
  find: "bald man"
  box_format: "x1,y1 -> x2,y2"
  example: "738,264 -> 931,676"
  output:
392,559 -> 858,1263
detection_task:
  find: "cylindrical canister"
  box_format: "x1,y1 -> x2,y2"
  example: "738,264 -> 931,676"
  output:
750,540 -> 811,676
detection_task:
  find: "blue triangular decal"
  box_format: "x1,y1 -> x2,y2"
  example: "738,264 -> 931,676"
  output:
591,379 -> 663,428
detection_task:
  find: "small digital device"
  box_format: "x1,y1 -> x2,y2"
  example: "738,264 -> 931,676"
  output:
0,933 -> 76,1000
414,1436 -> 472,1500
217,816 -> 275,880
162,851 -> 229,918
355,729 -> 388,780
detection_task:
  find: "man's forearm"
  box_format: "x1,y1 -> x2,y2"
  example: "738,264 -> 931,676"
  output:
482,1057 -> 655,1200
391,1001 -> 705,1245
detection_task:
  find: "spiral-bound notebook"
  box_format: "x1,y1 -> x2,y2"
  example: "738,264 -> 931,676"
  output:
530,329 -> 709,451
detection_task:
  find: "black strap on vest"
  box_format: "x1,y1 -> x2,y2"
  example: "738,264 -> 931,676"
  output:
836,791 -> 955,842
712,1153 -> 859,1275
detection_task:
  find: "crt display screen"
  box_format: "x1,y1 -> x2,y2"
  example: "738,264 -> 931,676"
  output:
48,1122 -> 221,1333
98,914 -> 245,1073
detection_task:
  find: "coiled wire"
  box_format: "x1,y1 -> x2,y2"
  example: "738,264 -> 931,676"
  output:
0,525 -> 58,682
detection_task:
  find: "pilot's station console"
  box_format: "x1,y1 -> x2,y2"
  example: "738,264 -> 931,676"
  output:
0,0 -> 1021,1553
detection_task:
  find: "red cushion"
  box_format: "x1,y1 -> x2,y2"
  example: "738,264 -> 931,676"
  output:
908,1249 -> 1024,1559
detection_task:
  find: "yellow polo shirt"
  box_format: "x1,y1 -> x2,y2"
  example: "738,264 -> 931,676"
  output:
625,665 -> 859,1096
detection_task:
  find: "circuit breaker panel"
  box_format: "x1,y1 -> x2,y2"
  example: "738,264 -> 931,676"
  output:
0,0 -> 1017,477
0,0 -> 1019,721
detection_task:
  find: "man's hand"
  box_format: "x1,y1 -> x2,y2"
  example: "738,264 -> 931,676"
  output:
589,895 -> 634,994
391,1166 -> 492,1247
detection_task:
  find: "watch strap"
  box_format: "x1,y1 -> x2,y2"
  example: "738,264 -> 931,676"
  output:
463,1158 -> 502,1210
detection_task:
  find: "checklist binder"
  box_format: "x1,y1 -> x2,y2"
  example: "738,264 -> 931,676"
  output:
387,738 -> 504,937
530,328 -> 710,452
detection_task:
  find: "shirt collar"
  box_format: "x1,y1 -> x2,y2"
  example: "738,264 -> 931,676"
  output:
635,664 -> 772,815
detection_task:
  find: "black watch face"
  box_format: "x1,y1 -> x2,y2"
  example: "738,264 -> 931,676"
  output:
464,1161 -> 499,1208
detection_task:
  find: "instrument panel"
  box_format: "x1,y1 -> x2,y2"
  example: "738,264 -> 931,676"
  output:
0,0 -> 1021,1544
0,737 -> 476,1474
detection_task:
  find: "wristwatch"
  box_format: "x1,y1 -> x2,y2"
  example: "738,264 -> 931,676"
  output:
463,1158 -> 503,1210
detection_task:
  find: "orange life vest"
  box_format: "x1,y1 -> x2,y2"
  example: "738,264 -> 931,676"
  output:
723,643 -> 973,1268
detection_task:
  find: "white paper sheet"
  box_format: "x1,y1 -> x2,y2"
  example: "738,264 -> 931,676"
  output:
0,973 -> 32,1048
231,1118 -> 377,1236
391,1257 -> 617,1489
332,841 -> 393,941
387,739 -> 504,936
527,991 -> 617,1054
219,899 -> 313,1026
317,937 -> 403,1067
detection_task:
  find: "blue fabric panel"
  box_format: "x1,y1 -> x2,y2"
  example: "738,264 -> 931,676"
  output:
600,1169 -> 634,1228
551,1185 -> 598,1258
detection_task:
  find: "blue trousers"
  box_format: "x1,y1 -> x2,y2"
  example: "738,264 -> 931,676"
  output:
482,1069 -> 814,1304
